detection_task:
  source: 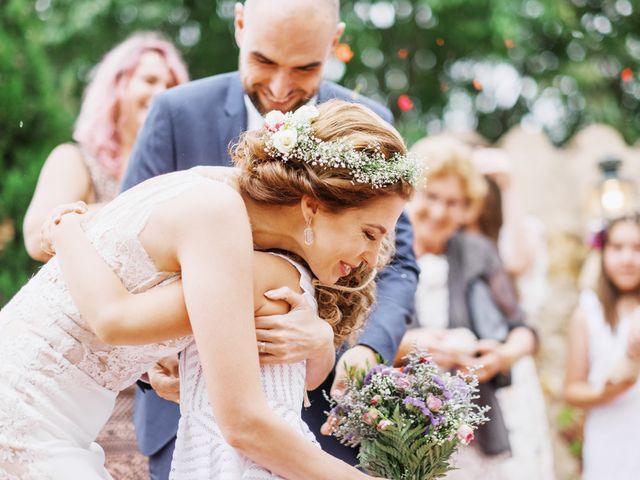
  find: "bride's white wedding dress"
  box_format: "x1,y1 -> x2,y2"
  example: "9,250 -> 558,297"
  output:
0,171 -> 207,479
170,253 -> 318,479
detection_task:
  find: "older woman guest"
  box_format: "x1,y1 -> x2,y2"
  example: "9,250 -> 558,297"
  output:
395,137 -> 540,479
22,32 -> 189,478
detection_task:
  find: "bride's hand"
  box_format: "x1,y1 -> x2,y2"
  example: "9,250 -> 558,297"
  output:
41,201 -> 88,256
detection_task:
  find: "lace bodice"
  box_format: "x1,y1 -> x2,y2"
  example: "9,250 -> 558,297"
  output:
0,171 -> 209,392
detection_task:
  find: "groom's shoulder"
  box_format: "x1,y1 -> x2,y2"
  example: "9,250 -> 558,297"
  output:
319,81 -> 393,124
160,71 -> 240,110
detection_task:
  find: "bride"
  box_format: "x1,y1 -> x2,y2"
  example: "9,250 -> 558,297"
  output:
0,100 -> 418,479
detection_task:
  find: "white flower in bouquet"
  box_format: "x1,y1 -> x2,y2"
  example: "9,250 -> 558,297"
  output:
325,350 -> 488,480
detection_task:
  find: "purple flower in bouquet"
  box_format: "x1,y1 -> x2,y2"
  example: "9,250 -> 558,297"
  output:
363,364 -> 392,385
403,396 -> 431,417
326,349 -> 489,480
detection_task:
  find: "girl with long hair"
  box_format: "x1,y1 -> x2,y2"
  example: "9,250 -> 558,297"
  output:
564,213 -> 640,480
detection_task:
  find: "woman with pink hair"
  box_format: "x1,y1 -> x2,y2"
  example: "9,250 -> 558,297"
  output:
22,31 -> 189,478
24,31 -> 189,262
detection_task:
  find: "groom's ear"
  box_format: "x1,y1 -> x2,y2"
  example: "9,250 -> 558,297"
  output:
234,2 -> 245,47
331,22 -> 346,52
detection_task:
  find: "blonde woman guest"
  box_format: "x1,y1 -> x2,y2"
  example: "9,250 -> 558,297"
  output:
564,214 -> 640,480
396,137 -> 539,480
21,32 -> 189,479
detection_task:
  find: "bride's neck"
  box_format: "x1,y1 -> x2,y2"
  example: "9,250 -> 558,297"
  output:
241,193 -> 305,257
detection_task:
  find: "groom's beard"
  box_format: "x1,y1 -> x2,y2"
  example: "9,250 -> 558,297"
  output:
246,90 -> 315,116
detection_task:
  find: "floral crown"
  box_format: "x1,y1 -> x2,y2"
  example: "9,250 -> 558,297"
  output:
262,105 -> 422,188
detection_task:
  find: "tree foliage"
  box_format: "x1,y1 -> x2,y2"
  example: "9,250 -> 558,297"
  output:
1,0 -> 639,302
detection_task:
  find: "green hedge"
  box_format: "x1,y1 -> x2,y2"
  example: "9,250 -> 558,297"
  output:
0,0 -> 72,304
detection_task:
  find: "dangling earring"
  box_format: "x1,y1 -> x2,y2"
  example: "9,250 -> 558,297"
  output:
304,220 -> 314,246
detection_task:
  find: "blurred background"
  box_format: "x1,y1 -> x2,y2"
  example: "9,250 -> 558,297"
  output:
2,1 -> 640,478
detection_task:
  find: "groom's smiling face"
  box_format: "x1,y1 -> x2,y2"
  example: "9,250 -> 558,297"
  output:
234,0 -> 344,115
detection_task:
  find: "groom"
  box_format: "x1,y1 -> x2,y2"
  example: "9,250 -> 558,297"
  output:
122,0 -> 418,478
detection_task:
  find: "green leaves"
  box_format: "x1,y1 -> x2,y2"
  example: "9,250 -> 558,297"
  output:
358,407 -> 459,480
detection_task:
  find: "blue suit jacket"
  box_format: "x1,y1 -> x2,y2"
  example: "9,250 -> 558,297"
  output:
122,71 -> 419,456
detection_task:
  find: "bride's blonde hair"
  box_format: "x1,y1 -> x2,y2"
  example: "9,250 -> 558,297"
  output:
232,100 -> 413,345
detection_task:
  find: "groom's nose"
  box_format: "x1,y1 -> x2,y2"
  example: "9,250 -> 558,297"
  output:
268,70 -> 292,101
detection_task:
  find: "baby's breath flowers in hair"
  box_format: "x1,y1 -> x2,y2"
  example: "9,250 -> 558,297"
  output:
262,105 -> 422,188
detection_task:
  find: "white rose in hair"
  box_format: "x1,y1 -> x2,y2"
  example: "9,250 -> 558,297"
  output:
264,110 -> 286,131
292,105 -> 320,123
272,128 -> 298,154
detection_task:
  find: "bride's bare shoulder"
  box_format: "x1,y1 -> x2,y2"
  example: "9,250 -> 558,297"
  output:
191,165 -> 240,188
169,178 -> 246,222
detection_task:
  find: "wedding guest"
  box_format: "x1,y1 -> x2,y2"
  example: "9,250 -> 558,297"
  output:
564,213 -> 640,480
395,137 -> 538,479
465,151 -> 555,479
24,32 -> 188,262
468,148 -> 549,317
121,0 -> 418,476
22,32 -> 189,478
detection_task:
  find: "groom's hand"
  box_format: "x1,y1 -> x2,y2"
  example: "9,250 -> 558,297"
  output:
255,287 -> 334,365
329,345 -> 378,399
321,345 -> 378,436
148,355 -> 181,403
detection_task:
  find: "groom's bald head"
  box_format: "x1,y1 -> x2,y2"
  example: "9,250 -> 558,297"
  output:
234,0 -> 344,114
244,0 -> 340,24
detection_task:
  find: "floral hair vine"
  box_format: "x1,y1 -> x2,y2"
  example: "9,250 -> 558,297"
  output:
262,105 -> 422,188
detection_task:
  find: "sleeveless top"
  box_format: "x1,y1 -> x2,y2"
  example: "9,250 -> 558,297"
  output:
170,253 -> 319,479
79,145 -> 120,203
580,289 -> 640,480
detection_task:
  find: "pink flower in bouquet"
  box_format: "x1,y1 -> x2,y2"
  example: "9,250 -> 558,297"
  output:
427,394 -> 443,413
370,395 -> 382,406
377,419 -> 393,431
457,424 -> 474,445
362,408 -> 380,425
394,375 -> 411,391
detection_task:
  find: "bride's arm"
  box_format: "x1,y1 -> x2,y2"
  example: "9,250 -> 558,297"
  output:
173,185 -> 371,480
52,218 -> 313,346
52,214 -> 192,344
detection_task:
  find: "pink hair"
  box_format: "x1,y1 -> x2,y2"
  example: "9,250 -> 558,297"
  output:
73,32 -> 189,179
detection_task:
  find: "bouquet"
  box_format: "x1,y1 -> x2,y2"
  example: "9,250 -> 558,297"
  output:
325,351 -> 488,480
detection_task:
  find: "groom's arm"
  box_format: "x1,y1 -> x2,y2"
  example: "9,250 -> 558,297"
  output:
121,93 -> 177,192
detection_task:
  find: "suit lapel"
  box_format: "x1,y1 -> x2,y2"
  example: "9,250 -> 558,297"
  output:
317,81 -> 333,104
219,73 -> 248,166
